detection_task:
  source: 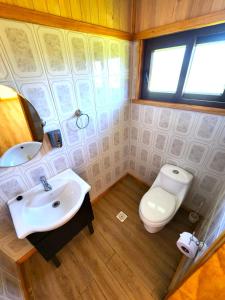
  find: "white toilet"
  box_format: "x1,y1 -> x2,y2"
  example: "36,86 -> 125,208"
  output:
139,164 -> 193,233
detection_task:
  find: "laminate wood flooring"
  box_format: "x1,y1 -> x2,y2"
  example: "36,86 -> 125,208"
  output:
23,175 -> 193,300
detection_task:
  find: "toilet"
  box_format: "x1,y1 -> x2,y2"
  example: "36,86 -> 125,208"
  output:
139,164 -> 193,233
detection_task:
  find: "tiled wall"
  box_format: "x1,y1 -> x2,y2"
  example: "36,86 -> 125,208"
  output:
0,251 -> 23,300
129,103 -> 225,217
0,18 -> 130,210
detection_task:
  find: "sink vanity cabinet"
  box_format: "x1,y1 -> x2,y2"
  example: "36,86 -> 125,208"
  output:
27,192 -> 94,267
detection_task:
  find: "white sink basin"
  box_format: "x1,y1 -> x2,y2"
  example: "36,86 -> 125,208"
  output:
8,169 -> 91,239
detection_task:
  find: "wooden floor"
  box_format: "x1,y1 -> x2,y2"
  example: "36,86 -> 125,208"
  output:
23,175 -> 193,300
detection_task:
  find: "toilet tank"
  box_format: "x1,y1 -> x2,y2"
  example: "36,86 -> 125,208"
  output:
153,164 -> 193,199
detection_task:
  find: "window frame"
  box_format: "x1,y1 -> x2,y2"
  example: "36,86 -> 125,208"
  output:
141,24 -> 225,109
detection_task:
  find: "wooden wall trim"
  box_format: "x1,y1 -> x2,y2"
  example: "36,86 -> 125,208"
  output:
132,99 -> 225,116
134,9 -> 225,40
0,3 -> 132,41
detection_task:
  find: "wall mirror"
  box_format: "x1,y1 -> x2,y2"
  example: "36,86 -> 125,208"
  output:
0,85 -> 44,167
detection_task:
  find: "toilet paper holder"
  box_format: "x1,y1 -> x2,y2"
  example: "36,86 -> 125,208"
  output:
189,232 -> 205,250
177,231 -> 205,258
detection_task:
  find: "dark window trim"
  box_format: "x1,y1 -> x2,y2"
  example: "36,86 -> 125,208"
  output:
141,23 -> 225,109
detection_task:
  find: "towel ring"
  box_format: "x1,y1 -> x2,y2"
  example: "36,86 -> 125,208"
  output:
74,109 -> 89,129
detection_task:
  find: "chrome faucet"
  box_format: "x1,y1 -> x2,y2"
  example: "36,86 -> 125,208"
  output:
40,176 -> 52,192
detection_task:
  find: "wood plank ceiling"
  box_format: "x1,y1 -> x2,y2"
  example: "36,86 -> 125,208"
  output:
135,0 -> 225,32
0,0 -> 132,32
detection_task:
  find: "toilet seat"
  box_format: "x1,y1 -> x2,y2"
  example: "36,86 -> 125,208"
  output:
140,187 -> 176,223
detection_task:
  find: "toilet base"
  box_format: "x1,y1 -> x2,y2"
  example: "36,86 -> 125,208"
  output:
144,224 -> 164,233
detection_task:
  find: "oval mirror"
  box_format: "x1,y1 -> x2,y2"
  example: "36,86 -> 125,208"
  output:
0,85 -> 44,167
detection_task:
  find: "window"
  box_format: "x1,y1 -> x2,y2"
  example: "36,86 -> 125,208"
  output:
141,24 -> 225,108
148,46 -> 186,93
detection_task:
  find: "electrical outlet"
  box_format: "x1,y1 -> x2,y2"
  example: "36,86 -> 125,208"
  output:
116,211 -> 128,222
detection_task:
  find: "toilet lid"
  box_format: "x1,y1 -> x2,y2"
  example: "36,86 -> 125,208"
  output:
140,187 -> 176,223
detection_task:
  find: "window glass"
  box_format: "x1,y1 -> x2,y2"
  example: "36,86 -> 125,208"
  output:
148,45 -> 186,93
184,40 -> 225,95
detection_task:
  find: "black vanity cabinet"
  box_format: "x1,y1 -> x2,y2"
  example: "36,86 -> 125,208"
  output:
27,192 -> 94,266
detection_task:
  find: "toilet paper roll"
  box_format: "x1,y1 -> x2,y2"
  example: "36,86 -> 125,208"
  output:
176,232 -> 199,258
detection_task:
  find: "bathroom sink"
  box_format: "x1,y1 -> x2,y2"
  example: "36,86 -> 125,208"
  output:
8,169 -> 91,239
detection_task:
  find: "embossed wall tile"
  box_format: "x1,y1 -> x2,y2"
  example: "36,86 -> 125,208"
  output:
84,113 -> 97,139
98,111 -> 109,132
121,41 -> 130,74
51,79 -> 77,119
90,37 -> 106,76
187,144 -> 207,164
24,162 -> 52,186
170,138 -> 185,157
123,145 -> 129,158
142,130 -> 151,145
20,82 -> 57,121
218,124 -> 225,146
92,162 -> 100,177
50,154 -> 69,174
108,41 -> 121,76
123,160 -> 129,171
131,104 -> 140,121
94,179 -> 102,193
0,176 -> 27,201
37,27 -> 69,76
196,115 -> 219,140
130,145 -> 137,157
152,154 -> 162,169
158,109 -> 172,129
143,106 -> 154,125
114,150 -> 120,162
175,111 -> 194,135
69,147 -> 86,169
155,133 -> 167,151
209,150 -> 225,173
109,75 -> 121,103
0,21 -> 43,78
75,79 -> 94,111
87,141 -> 99,160
93,76 -> 108,108
67,32 -> 89,74
105,172 -> 112,185
131,127 -> 138,141
101,136 -> 110,153
62,119 -> 82,146
130,160 -> 135,170
191,193 -> 206,209
76,169 -> 88,181
123,105 -> 130,122
123,127 -> 129,141
121,76 -> 129,101
139,165 -> 146,177
112,109 -> 120,126
114,165 -> 121,178
140,149 -> 148,162
199,175 -> 218,193
113,131 -> 120,146
103,156 -> 111,170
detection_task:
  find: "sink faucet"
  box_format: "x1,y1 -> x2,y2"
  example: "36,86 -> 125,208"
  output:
40,176 -> 52,192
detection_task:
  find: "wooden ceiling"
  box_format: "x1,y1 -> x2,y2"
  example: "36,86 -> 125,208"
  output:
135,0 -> 225,32
0,0 -> 132,32
0,0 -> 225,40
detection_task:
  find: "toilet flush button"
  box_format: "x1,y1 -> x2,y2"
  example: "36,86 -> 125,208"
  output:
172,169 -> 179,174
